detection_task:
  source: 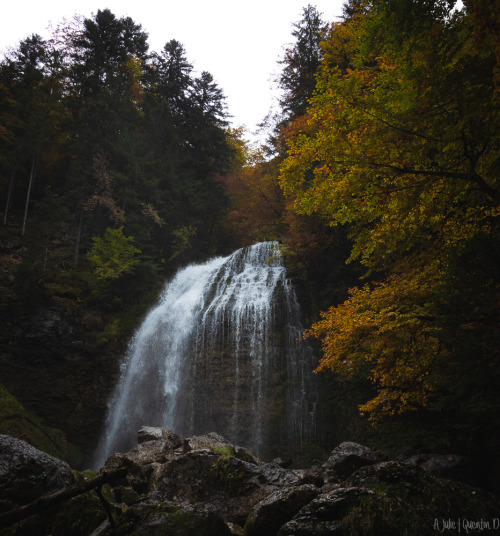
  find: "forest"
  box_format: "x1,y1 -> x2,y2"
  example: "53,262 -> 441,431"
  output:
0,0 -> 499,493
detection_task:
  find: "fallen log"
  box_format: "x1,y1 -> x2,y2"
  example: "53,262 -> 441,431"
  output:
0,467 -> 128,528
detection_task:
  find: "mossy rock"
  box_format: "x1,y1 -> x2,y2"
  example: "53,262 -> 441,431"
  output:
1,490 -> 106,536
0,383 -> 82,466
211,455 -> 250,496
341,462 -> 500,536
112,503 -> 232,536
213,446 -> 236,458
48,491 -> 107,536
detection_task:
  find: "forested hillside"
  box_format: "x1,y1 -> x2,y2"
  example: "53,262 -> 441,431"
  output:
0,8 -> 239,463
1,0 -> 499,491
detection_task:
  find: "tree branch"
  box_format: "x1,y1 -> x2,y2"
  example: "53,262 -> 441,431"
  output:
369,162 -> 499,201
0,467 -> 128,528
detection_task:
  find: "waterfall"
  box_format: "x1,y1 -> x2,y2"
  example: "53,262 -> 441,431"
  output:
94,242 -> 317,468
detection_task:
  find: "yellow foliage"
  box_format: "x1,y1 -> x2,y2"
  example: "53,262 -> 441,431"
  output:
125,55 -> 145,107
278,1 -> 499,423
306,266 -> 441,421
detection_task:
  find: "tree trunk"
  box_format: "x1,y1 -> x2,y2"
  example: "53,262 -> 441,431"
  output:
74,209 -> 84,268
2,170 -> 15,226
21,156 -> 37,237
0,467 -> 128,528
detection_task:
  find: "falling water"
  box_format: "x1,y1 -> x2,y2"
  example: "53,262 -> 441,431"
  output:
94,242 -> 317,467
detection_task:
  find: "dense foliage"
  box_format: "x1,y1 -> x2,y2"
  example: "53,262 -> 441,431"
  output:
272,0 -> 500,476
0,9 -> 234,291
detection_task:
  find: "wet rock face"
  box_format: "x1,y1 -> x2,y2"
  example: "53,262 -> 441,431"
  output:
2,430 -> 500,536
0,298 -> 123,461
323,441 -> 383,480
0,435 -> 75,513
277,487 -> 375,536
137,426 -> 182,448
245,484 -> 321,536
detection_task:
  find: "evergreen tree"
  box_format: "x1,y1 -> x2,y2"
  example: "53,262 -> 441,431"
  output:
278,5 -> 327,123
0,35 -> 67,234
147,40 -> 193,114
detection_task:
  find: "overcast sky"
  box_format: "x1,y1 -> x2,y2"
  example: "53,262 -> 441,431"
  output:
1,0 -> 345,141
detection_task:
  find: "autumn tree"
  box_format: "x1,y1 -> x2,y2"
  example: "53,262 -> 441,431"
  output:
279,0 -> 499,420
219,134 -> 284,245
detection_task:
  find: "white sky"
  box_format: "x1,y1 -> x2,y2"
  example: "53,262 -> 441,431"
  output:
0,0 -> 345,142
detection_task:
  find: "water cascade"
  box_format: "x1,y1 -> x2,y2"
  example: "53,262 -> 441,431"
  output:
94,242 -> 317,467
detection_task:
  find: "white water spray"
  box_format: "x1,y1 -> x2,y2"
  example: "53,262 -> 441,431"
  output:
94,242 -> 316,467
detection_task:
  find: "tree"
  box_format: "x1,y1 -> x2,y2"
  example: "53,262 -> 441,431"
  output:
67,9 -> 149,155
64,10 -> 149,262
87,226 -> 141,281
219,139 -> 284,244
0,34 -> 67,235
306,264 -> 441,421
146,39 -> 193,114
280,1 -> 498,268
278,5 -> 327,123
185,70 -> 232,176
70,9 -> 148,97
279,0 -> 499,420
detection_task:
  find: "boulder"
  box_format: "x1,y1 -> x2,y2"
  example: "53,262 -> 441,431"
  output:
103,439 -> 181,494
0,435 -> 75,513
244,484 -> 320,536
323,441 -> 382,480
183,431 -> 233,452
400,453 -> 468,481
345,460 -> 423,488
183,432 -> 261,464
122,439 -> 180,466
137,426 -> 182,449
152,447 -> 308,527
277,487 -> 374,536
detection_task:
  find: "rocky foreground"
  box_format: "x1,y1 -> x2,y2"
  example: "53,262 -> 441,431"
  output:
1,429 -> 499,535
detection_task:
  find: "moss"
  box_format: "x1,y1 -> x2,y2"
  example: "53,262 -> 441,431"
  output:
213,446 -> 235,458
211,455 -> 249,496
114,486 -> 142,506
0,382 -> 83,466
342,474 -> 500,536
48,491 -> 107,536
110,503 -> 231,536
